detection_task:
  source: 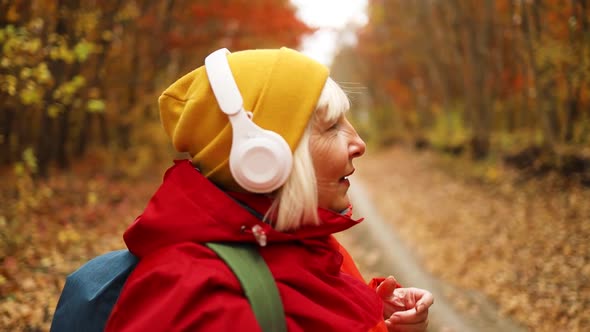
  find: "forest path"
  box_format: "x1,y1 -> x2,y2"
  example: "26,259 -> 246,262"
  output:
339,145 -> 589,332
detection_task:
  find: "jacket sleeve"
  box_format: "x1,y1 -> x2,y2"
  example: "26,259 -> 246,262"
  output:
333,236 -> 402,290
105,244 -> 262,332
333,238 -> 391,332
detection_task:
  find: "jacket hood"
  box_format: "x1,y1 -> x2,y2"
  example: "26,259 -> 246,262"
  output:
124,160 -> 363,258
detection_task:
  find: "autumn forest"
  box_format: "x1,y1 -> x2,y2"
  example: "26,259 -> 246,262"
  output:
1,0 -> 589,331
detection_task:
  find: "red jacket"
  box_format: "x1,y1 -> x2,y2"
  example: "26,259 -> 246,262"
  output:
106,160 -> 389,332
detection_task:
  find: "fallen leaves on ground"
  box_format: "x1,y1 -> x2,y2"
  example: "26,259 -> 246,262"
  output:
354,146 -> 590,332
1,146 -> 588,331
0,158 -> 169,331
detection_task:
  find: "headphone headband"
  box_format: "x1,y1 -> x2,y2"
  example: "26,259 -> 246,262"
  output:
204,48 -> 244,115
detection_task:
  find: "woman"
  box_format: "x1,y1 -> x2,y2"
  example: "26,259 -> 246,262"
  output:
106,47 -> 433,331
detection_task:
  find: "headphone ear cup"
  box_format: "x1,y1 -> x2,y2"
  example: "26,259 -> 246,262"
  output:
204,48 -> 294,193
229,130 -> 293,193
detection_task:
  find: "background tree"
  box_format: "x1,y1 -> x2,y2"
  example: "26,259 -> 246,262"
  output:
337,0 -> 590,165
0,0 -> 313,177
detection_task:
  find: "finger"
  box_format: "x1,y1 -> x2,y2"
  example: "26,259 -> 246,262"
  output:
389,307 -> 429,324
382,301 -> 406,319
386,318 -> 429,332
376,276 -> 400,299
393,288 -> 416,309
411,289 -> 434,313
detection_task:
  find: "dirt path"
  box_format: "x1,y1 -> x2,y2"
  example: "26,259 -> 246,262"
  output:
341,146 -> 589,332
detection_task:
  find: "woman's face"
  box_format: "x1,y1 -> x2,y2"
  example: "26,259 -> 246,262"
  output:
309,112 -> 366,212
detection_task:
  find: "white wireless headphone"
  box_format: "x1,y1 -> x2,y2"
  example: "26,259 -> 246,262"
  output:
204,48 -> 293,193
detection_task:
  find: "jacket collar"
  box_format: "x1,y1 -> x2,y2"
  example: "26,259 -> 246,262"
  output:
124,160 -> 363,258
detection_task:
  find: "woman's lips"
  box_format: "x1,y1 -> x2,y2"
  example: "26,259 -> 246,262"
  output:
340,177 -> 350,187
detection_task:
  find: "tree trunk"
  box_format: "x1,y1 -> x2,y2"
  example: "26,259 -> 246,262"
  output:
56,105 -> 71,169
36,111 -> 53,178
77,1 -> 124,156
453,0 -> 492,159
1,108 -> 15,165
77,111 -> 92,156
564,85 -> 581,142
55,0 -> 81,170
564,0 -> 589,142
118,1 -> 153,150
151,0 -> 177,90
521,1 -> 557,147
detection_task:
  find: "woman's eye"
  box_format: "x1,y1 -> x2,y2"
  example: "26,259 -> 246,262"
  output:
327,117 -> 343,131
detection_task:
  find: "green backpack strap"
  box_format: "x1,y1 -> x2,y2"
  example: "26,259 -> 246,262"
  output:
205,242 -> 287,332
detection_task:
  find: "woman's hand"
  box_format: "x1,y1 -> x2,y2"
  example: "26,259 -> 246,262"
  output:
376,276 -> 434,332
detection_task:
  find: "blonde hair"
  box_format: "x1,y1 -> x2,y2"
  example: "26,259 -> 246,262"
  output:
268,78 -> 350,232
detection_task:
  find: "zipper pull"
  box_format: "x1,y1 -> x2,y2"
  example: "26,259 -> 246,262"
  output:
251,224 -> 267,247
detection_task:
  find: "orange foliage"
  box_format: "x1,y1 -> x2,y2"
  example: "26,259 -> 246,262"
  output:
384,79 -> 412,109
188,0 -> 314,50
354,0 -> 590,113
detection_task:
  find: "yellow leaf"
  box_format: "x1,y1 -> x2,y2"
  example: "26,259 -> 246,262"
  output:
485,167 -> 499,181
22,148 -> 38,173
28,38 -> 41,53
13,162 -> 25,176
35,62 -> 52,84
20,67 -> 32,79
40,257 -> 52,268
58,230 -> 67,244
20,87 -> 42,106
58,228 -> 81,245
49,48 -> 59,60
72,75 -> 86,86
102,30 -> 113,41
87,191 -> 98,206
48,104 -> 62,118
74,40 -> 94,62
87,99 -> 105,113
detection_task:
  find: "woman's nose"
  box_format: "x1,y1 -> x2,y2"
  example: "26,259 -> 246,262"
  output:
350,130 -> 366,158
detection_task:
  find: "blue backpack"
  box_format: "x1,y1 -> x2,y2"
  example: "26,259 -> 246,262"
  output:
50,243 -> 286,332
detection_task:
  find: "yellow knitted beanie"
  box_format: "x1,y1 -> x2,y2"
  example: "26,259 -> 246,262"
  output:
159,47 -> 329,191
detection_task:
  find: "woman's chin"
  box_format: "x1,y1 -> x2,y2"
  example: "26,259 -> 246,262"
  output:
321,199 -> 350,214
